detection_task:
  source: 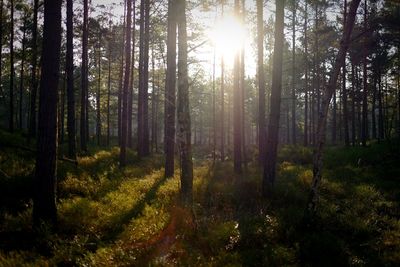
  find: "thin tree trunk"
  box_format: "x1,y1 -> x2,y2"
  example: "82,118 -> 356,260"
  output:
33,0 -> 62,227
291,0 -> 296,145
351,62 -> 356,145
80,0 -> 89,151
378,72 -> 384,140
177,0 -> 193,205
307,0 -> 361,214
262,0 -> 285,196
257,0 -> 266,164
164,0 -> 177,177
361,0 -> 368,146
371,75 -> 377,139
342,0 -> 350,146
96,33 -> 102,146
120,0 -> 132,167
0,0 -> 3,105
19,17 -> 27,130
9,0 -> 14,132
66,0 -> 76,159
212,47 -> 216,162
28,0 -> 39,140
128,1 -> 136,149
304,0 -> 309,147
233,0 -> 242,174
107,33 -> 112,147
118,0 -> 127,146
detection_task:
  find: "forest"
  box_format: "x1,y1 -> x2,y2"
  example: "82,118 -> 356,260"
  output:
0,0 -> 399,265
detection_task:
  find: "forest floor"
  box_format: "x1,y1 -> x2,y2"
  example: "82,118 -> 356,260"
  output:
0,130 -> 400,266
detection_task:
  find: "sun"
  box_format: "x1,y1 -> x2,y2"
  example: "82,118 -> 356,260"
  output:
209,14 -> 246,62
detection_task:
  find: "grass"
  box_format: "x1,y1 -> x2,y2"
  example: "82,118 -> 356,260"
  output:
0,130 -> 399,266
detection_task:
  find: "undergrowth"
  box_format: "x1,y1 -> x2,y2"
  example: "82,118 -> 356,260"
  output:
0,130 -> 399,266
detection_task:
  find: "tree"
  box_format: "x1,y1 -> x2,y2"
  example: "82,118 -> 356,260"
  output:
33,0 -> 62,227
28,0 -> 39,140
66,0 -> 76,159
233,0 -> 242,174
0,0 -> 3,105
80,0 -> 89,152
177,0 -> 193,205
164,0 -> 177,178
257,0 -> 266,164
120,0 -> 133,167
262,0 -> 285,197
9,0 -> 14,132
304,0 -> 309,146
307,0 -> 361,214
138,0 -> 150,158
291,0 -> 296,145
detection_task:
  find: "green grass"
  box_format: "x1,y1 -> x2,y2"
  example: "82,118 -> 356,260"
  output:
0,130 -> 399,266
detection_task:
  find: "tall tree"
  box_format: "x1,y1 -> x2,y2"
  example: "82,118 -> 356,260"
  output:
96,28 -> 102,146
233,0 -> 242,174
127,1 -> 136,149
33,0 -> 62,227
164,0 -> 177,177
120,0 -> 133,167
262,0 -> 285,197
342,0 -> 350,146
138,0 -> 150,157
9,0 -> 14,132
0,0 -> 3,102
291,0 -> 296,144
18,14 -> 27,130
66,0 -> 76,159
361,0 -> 368,146
28,0 -> 39,139
257,0 -> 266,164
304,0 -> 309,146
177,0 -> 193,205
80,0 -> 89,152
307,0 -> 361,214
220,1 -> 225,161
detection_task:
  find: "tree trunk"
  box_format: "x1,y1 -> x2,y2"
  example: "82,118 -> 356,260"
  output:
0,0 -> 3,107
80,0 -> 89,152
233,0 -> 242,174
257,0 -> 266,164
378,72 -> 384,140
96,32 -> 102,146
177,0 -> 193,205
128,1 -> 136,149
120,0 -> 132,167
262,0 -> 285,197
291,0 -> 296,145
342,0 -> 350,146
164,0 -> 177,177
9,0 -> 14,132
307,0 -> 361,214
138,0 -> 150,157
19,17 -> 27,130
304,0 -> 309,146
118,0 -> 127,146
371,75 -> 377,139
33,0 -> 62,227
351,62 -> 356,145
28,0 -> 39,139
107,31 -> 112,147
66,0 -> 76,159
361,0 -> 368,146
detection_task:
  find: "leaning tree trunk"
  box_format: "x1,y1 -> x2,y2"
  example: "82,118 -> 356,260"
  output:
307,0 -> 361,214
120,0 -> 132,167
66,0 -> 76,159
164,0 -> 177,178
262,0 -> 285,197
177,0 -> 193,205
33,0 -> 62,227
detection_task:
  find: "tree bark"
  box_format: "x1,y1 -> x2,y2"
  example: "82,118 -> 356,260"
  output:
128,1 -> 136,149
307,0 -> 361,214
33,0 -> 62,227
342,0 -> 350,146
262,0 -> 285,196
361,0 -> 368,146
120,0 -> 133,167
96,31 -> 102,146
19,16 -> 27,130
164,0 -> 177,177
66,0 -> 76,159
177,0 -> 193,205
